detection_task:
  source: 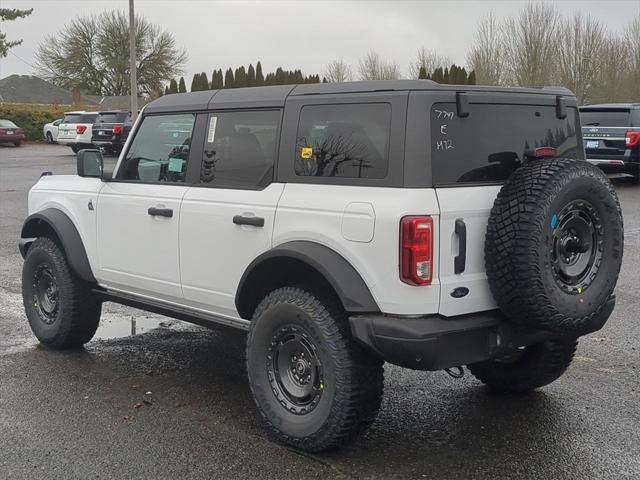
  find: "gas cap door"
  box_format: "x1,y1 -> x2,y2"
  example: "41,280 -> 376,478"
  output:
342,202 -> 375,243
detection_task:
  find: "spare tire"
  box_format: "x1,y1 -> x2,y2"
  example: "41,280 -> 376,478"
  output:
485,158 -> 623,335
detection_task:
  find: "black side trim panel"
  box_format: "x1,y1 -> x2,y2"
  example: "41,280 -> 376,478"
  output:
20,209 -> 96,283
236,240 -> 379,315
93,289 -> 250,331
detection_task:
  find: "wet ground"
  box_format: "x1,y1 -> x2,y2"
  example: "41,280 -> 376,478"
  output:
1,144 -> 639,479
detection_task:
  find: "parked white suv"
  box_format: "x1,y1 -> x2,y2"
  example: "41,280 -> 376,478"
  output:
19,81 -> 624,452
57,111 -> 98,153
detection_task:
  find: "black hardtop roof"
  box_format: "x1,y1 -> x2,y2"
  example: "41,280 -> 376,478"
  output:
144,80 -> 574,114
580,103 -> 640,110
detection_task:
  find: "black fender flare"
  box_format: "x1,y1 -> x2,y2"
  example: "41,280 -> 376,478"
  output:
236,241 -> 379,317
20,208 -> 96,283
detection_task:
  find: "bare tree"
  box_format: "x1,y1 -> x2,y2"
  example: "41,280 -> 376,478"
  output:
36,11 -> 186,96
557,14 -> 606,104
467,14 -> 506,85
625,13 -> 640,101
358,52 -> 401,81
323,59 -> 352,83
502,3 -> 561,87
408,48 -> 451,79
591,35 -> 631,103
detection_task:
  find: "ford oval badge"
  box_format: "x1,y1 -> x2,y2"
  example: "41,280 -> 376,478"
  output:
451,287 -> 469,298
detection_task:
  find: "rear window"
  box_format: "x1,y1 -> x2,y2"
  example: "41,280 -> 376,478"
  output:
96,112 -> 129,124
62,114 -> 82,123
431,103 -> 580,185
580,109 -> 632,127
295,103 -> 391,179
78,113 -> 98,124
0,120 -> 17,128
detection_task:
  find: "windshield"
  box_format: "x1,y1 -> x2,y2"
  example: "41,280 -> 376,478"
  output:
0,120 -> 18,128
580,109 -> 630,127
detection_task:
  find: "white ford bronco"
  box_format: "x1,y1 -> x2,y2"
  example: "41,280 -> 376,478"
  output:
19,81 -> 624,452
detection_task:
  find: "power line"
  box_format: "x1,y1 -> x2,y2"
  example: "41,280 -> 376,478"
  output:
7,49 -> 37,71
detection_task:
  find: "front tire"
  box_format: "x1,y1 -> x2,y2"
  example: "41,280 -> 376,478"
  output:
246,287 -> 384,452
468,339 -> 578,394
46,132 -> 53,143
22,237 -> 101,349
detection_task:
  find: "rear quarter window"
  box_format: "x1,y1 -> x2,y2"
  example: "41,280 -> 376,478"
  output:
96,112 -> 128,123
431,103 -> 580,185
295,103 -> 391,179
79,114 -> 98,123
62,114 -> 82,123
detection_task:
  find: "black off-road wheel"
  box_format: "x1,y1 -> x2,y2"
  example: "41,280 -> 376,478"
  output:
486,158 -> 623,335
22,237 -> 101,349
468,338 -> 578,394
246,287 -> 384,452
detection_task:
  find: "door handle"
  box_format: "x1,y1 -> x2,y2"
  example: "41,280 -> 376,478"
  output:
147,207 -> 173,218
233,215 -> 264,227
454,218 -> 466,274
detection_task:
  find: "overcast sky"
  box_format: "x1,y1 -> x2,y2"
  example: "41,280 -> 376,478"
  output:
1,0 -> 638,82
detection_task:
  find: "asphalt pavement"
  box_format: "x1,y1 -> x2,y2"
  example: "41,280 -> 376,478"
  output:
1,143 -> 639,479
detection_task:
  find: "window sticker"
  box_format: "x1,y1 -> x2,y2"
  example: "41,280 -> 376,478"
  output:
300,146 -> 313,159
207,116 -> 218,143
168,157 -> 184,172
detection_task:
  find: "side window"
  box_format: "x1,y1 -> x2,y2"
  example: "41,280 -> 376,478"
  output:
200,110 -> 280,188
118,113 -> 196,183
295,103 -> 391,179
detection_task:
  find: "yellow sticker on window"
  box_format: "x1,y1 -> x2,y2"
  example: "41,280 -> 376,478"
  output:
300,147 -> 313,159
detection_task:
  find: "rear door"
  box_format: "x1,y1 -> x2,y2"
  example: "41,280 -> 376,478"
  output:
430,94 -> 582,316
179,109 -> 283,318
58,113 -> 82,143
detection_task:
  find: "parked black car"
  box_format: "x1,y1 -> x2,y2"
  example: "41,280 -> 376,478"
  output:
91,110 -> 132,155
580,103 -> 640,182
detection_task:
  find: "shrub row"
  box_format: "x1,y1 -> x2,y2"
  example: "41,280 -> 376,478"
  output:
0,103 -> 86,141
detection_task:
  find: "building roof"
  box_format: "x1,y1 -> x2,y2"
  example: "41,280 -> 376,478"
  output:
0,74 -> 147,111
145,80 -> 574,114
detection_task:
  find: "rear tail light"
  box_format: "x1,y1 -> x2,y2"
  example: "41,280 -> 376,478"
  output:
76,125 -> 87,134
533,147 -> 557,158
112,124 -> 123,135
625,131 -> 640,148
400,216 -> 434,285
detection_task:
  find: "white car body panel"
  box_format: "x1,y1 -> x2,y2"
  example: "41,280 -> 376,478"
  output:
179,183 -> 285,318
95,182 -> 189,301
43,120 -> 60,142
435,186 -> 500,316
273,183 -> 441,316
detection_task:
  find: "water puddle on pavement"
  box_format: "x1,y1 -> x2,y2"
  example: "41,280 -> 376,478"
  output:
94,315 -> 178,340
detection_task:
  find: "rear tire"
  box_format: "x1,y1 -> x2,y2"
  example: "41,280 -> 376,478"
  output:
71,145 -> 79,153
22,237 -> 101,349
468,338 -> 578,394
13,140 -> 21,147
246,286 -> 384,452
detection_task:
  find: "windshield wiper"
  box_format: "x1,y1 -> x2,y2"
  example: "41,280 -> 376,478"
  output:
584,122 -> 600,126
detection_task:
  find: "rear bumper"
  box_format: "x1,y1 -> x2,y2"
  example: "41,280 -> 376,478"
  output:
349,300 -> 615,371
0,134 -> 24,142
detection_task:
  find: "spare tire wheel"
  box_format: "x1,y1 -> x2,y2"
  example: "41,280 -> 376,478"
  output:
485,158 -> 623,335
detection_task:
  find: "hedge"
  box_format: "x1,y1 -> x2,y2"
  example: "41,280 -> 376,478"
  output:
0,103 -> 90,141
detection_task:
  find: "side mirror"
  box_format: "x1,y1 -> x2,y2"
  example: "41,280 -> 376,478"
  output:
77,149 -> 103,178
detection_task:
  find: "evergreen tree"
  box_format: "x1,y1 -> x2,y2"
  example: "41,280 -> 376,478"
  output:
200,71 -> 209,90
274,67 -> 286,85
235,66 -> 247,87
164,85 -> 170,95
190,73 -> 200,92
418,66 -> 428,79
443,67 -> 450,83
211,69 -> 223,89
255,61 -> 264,86
247,64 -> 256,87
431,67 -> 444,83
178,76 -> 187,93
467,70 -> 476,85
264,72 -> 275,86
224,68 -> 235,88
168,78 -> 178,94
322,76 -> 328,83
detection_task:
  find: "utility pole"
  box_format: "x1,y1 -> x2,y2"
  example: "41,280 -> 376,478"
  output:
129,0 -> 137,122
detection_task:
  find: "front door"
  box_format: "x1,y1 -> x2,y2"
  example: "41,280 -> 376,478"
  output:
96,112 -> 198,301
180,110 -> 283,318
